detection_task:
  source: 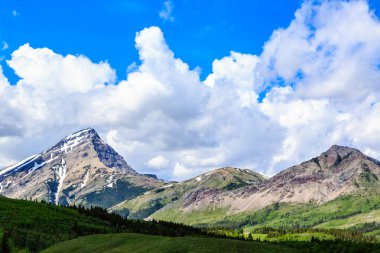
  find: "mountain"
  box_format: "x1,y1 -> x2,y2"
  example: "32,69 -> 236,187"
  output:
110,167 -> 266,219
126,145 -> 380,226
0,128 -> 164,208
3,135 -> 380,231
223,145 -> 380,212
2,141 -> 380,251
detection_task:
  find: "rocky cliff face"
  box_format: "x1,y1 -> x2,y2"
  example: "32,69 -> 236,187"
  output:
0,128 -> 164,208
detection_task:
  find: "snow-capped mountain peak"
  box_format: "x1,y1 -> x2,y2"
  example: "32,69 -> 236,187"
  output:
0,128 -> 163,207
46,128 -> 99,154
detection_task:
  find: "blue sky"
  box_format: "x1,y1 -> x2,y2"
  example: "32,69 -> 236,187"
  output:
0,0 -> 306,82
2,0 -> 380,180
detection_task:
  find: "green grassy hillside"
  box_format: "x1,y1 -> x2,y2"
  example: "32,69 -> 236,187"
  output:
1,195 -> 380,253
0,196 -> 201,252
0,196 -> 108,252
41,233 -> 380,253
238,192 -> 380,237
151,191 -> 380,235
110,167 -> 265,219
41,233 -> 300,253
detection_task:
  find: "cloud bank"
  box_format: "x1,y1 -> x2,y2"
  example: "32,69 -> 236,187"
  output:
1,0 -> 380,180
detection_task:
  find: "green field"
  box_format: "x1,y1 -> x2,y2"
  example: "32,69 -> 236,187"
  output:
42,233 -> 300,253
236,193 -> 380,240
41,233 -> 380,253
315,210 -> 380,229
249,232 -> 335,242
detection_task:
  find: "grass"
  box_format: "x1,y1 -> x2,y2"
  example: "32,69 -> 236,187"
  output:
42,233 -> 301,253
150,192 -> 378,229
2,195 -> 380,252
202,192 -> 380,231
149,191 -> 380,245
249,232 -> 335,242
0,196 -> 204,252
0,196 -> 108,235
0,196 -> 110,252
315,210 -> 380,229
152,204 -> 231,226
365,229 -> 380,241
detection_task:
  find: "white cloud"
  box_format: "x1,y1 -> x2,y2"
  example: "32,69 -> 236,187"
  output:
8,44 -> 115,95
12,10 -> 20,17
147,155 -> 169,169
260,0 -> 380,102
2,42 -> 8,51
0,26 -> 207,180
159,1 -> 174,22
173,163 -> 192,179
2,0 -> 380,181
257,0 -> 380,171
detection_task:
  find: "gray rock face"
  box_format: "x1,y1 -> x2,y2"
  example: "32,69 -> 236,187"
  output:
0,128 -> 163,208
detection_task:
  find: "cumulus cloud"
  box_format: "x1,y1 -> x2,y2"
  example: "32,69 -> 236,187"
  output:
2,0 -> 380,181
147,155 -> 169,169
256,0 -> 380,172
0,26 -> 207,180
173,163 -> 193,179
159,1 -> 174,22
8,44 -> 115,94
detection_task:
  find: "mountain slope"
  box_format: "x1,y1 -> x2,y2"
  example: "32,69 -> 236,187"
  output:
188,145 -> 380,213
42,233 -> 302,253
226,145 -> 380,212
110,167 -> 266,219
0,128 -> 164,208
147,145 -> 380,226
0,195 -> 209,252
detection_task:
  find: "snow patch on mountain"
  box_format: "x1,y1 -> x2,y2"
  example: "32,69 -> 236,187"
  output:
0,154 -> 39,176
28,161 -> 46,174
51,158 -> 67,205
81,170 -> 90,188
60,128 -> 94,153
106,174 -> 116,188
0,180 -> 12,191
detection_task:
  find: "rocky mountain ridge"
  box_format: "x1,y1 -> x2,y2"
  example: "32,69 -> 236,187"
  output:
137,145 -> 380,224
110,167 -> 266,218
